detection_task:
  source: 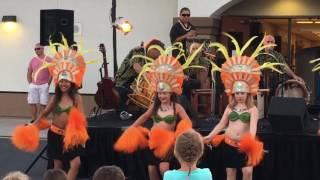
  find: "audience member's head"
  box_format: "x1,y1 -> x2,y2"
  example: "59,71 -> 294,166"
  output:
144,38 -> 165,59
2,171 -> 29,180
174,129 -> 204,165
43,169 -> 67,180
93,165 -> 125,180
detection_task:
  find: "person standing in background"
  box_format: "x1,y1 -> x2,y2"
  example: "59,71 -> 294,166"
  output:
27,43 -> 52,122
170,7 -> 197,64
256,35 -> 304,96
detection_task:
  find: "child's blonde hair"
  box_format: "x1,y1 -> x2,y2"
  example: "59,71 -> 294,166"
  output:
2,171 -> 29,180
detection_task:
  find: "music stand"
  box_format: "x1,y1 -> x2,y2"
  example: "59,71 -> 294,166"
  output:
24,119 -> 49,174
24,145 -> 48,174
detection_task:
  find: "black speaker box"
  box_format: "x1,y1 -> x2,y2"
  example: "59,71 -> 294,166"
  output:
40,9 -> 74,46
295,46 -> 320,104
268,97 -> 307,134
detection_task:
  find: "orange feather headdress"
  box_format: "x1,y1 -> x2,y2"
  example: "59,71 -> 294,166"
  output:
208,33 -> 284,96
132,43 -> 204,95
34,36 -> 87,88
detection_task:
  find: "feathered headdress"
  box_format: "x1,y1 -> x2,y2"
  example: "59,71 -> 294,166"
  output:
34,35 -> 94,87
310,58 -> 320,72
208,33 -> 284,96
128,43 -> 204,108
135,43 -> 204,94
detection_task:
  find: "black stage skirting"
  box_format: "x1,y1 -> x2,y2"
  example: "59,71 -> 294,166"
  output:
79,111 -> 320,180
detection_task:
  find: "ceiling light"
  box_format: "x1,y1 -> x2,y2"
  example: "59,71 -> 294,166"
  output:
296,20 -> 313,24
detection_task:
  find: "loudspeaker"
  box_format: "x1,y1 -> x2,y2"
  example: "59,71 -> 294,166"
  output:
40,9 -> 74,46
295,46 -> 320,103
268,97 -> 307,133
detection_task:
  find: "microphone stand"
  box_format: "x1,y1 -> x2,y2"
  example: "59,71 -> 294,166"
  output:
279,71 -> 286,98
280,79 -> 285,97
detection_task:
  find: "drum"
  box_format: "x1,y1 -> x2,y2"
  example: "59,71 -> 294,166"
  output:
275,79 -> 310,104
128,79 -> 155,109
255,89 -> 269,119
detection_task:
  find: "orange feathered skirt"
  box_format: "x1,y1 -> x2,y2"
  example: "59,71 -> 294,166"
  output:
47,124 -> 85,160
211,133 -> 264,167
63,107 -> 89,151
114,119 -> 192,159
11,107 -> 89,152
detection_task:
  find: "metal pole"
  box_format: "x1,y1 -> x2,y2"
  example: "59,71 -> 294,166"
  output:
111,0 -> 118,77
288,18 -> 292,65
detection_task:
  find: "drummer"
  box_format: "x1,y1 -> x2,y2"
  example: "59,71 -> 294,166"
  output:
256,34 -> 304,97
115,39 -> 165,116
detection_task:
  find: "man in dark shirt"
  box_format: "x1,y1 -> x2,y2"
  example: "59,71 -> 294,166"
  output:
170,7 -> 200,102
170,7 -> 197,64
115,39 -> 164,116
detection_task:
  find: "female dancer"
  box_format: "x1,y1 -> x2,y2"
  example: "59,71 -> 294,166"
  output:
12,41 -> 89,180
204,33 -> 283,180
114,46 -> 202,179
204,87 -> 259,180
132,86 -> 190,180
38,75 -> 86,180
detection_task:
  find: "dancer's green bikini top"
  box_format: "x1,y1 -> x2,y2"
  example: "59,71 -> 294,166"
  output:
228,111 -> 251,123
53,105 -> 72,115
152,113 -> 176,124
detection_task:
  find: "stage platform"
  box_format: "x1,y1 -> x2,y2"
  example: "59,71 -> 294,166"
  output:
79,111 -> 320,180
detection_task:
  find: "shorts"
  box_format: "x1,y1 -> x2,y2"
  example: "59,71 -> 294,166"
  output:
47,129 -> 85,161
27,83 -> 49,105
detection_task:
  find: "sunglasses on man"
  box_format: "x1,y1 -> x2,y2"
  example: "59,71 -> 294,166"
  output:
34,48 -> 42,51
181,14 -> 190,17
